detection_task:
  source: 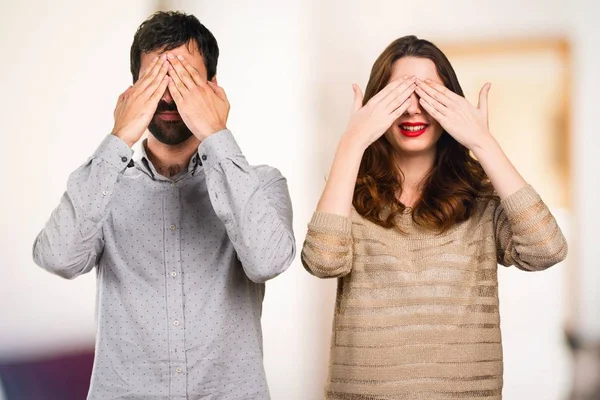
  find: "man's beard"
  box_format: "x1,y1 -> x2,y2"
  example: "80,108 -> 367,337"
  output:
148,100 -> 193,145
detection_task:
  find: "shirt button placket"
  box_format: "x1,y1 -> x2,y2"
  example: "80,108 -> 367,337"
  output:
165,188 -> 186,397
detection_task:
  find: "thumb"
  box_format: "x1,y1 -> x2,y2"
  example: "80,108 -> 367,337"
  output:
352,84 -> 364,113
207,80 -> 228,101
477,82 -> 491,114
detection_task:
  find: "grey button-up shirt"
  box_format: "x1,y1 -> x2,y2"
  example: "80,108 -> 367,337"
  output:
33,130 -> 296,400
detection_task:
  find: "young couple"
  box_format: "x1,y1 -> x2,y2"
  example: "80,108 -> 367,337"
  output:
33,10 -> 567,400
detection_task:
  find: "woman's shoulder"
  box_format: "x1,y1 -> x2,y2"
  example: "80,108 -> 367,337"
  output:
472,193 -> 502,220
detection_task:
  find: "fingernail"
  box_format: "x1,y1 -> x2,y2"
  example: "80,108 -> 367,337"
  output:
167,53 -> 174,59
177,55 -> 184,60
153,56 -> 159,61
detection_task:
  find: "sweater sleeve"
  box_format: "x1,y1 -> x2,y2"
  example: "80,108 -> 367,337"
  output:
494,184 -> 568,271
301,211 -> 353,278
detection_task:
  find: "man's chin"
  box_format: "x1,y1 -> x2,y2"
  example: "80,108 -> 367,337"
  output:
147,117 -> 192,145
148,128 -> 193,146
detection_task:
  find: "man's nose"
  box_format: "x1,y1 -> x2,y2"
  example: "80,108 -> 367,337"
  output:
161,88 -> 174,103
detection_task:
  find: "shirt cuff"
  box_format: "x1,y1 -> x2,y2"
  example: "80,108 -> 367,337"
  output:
93,134 -> 134,171
309,211 -> 352,234
197,129 -> 245,171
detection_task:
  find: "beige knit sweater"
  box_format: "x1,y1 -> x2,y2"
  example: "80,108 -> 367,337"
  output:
301,185 -> 567,400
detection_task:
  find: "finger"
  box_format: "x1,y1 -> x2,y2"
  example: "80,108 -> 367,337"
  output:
478,82 -> 491,113
137,56 -> 167,91
144,60 -> 170,97
207,81 -> 228,102
420,78 -> 461,102
419,97 -> 445,122
167,54 -> 197,90
174,55 -> 206,87
117,90 -> 127,104
415,79 -> 454,107
150,76 -> 171,103
369,78 -> 406,105
385,82 -> 416,112
167,78 -> 184,104
138,56 -> 161,81
114,93 -> 125,118
415,86 -> 448,116
352,84 -> 364,112
206,80 -> 218,94
167,68 -> 188,95
390,96 -> 413,119
118,86 -> 134,104
381,76 -> 416,107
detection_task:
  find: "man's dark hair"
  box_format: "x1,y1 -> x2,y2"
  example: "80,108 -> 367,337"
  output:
130,11 -> 219,82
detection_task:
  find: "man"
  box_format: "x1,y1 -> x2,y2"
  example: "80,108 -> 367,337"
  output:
33,11 -> 295,400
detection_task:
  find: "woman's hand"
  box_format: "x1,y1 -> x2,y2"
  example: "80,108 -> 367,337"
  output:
344,76 -> 416,150
415,78 -> 492,151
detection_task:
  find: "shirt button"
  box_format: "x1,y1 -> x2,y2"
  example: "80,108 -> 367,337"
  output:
169,224 -> 176,231
175,367 -> 183,373
201,154 -> 207,161
121,156 -> 128,162
171,271 -> 177,277
102,190 -> 108,196
170,182 -> 176,188
173,320 -> 180,326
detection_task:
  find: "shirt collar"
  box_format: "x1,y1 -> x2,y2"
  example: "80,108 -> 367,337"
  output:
132,138 -> 202,181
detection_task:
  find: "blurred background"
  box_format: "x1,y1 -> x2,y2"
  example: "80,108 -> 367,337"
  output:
1,0 -> 598,399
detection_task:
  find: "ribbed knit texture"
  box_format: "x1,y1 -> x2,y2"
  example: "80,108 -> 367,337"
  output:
301,185 -> 567,399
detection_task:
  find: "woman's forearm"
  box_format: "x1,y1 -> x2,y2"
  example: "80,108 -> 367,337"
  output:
316,135 -> 366,217
472,135 -> 527,200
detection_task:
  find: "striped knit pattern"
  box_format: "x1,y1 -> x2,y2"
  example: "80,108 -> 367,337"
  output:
301,184 -> 567,399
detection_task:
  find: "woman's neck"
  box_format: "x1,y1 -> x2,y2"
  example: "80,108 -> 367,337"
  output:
394,149 -> 436,207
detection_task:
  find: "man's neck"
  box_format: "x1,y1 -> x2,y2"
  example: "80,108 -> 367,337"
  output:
145,135 -> 200,178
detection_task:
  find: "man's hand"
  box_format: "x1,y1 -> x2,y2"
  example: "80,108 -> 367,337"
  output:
166,54 -> 230,142
112,55 -> 170,147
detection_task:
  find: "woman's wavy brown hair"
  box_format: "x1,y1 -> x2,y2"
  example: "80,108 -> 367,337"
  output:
353,35 -> 496,233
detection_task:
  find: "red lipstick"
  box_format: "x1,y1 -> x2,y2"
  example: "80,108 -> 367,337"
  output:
399,121 -> 429,138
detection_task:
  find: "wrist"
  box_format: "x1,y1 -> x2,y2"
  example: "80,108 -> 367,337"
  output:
193,125 -> 227,142
340,130 -> 369,155
470,131 -> 497,155
111,131 -> 136,148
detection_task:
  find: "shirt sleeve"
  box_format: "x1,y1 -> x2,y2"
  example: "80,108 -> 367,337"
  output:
199,129 -> 296,283
301,211 -> 353,278
32,134 -> 133,279
494,184 -> 568,271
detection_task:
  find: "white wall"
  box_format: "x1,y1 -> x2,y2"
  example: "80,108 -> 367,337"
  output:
1,1 -> 599,400
0,0 -> 157,359
571,0 -> 600,342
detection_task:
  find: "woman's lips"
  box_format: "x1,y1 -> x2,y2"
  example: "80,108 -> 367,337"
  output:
399,122 -> 429,138
157,112 -> 181,121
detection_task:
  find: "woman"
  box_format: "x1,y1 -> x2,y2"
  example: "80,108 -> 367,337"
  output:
301,35 -> 567,399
